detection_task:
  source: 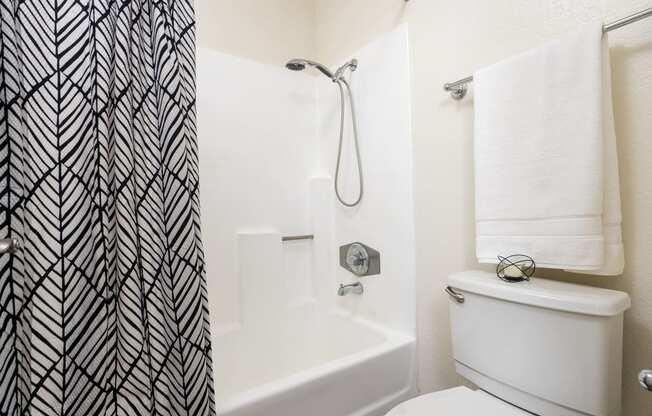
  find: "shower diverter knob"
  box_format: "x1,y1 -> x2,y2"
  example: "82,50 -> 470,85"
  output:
346,243 -> 369,275
339,242 -> 380,277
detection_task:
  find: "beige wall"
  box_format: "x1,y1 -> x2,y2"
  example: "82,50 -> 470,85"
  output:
195,0 -> 315,66
314,1 -> 652,415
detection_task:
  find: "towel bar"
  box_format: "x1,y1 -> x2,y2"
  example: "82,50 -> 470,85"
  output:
443,6 -> 652,99
281,234 -> 314,242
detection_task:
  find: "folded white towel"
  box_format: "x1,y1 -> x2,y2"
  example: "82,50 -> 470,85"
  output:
473,23 -> 624,275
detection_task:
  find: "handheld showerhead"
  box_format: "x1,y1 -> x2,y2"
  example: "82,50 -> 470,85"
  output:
285,60 -> 307,71
285,58 -> 336,80
285,57 -> 364,207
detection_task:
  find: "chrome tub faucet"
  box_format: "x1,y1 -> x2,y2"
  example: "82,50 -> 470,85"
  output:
338,282 -> 364,296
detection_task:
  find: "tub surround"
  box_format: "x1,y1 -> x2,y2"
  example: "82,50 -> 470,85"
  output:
197,26 -> 415,416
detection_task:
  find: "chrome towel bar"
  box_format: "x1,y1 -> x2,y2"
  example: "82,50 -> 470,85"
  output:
281,234 -> 314,242
443,6 -> 652,99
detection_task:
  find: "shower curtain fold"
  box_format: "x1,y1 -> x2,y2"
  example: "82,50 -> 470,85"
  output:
0,0 -> 215,415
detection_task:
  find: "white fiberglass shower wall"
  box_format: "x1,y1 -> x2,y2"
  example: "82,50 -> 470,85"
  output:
197,25 -> 415,416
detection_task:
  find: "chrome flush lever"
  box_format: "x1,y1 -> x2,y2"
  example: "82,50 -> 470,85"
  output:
445,286 -> 465,303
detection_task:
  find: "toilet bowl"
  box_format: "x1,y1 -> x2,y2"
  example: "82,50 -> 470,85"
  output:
386,270 -> 630,416
387,386 -> 527,415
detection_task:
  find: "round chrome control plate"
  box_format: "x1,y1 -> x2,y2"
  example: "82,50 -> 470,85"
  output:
345,243 -> 369,276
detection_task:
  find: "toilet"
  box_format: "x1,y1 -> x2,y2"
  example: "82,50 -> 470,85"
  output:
387,270 -> 631,416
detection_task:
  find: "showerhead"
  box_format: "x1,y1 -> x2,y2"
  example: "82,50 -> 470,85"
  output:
286,57 -> 363,207
285,58 -> 335,80
285,60 -> 307,71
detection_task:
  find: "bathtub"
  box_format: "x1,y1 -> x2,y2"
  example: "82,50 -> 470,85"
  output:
213,305 -> 416,416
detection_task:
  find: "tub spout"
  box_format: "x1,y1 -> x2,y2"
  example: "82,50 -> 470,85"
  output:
338,282 -> 364,296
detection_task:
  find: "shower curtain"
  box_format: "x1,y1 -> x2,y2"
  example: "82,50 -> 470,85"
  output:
0,0 -> 215,415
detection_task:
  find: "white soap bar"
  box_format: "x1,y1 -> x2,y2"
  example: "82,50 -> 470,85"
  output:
502,264 -> 524,278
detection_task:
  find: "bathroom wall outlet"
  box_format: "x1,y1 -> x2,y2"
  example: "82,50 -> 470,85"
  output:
339,242 -> 381,277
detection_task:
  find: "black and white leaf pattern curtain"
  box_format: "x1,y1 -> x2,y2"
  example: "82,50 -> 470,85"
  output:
0,0 -> 215,415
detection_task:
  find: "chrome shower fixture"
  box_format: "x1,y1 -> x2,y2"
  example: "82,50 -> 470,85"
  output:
334,59 -> 358,81
339,242 -> 380,277
286,57 -> 364,207
285,58 -> 336,80
337,282 -> 364,296
285,58 -> 359,83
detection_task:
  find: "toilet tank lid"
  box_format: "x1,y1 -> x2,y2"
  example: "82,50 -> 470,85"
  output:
448,271 -> 631,316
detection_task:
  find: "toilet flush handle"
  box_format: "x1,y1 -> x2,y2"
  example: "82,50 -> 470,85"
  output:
640,370 -> 652,392
445,286 -> 465,303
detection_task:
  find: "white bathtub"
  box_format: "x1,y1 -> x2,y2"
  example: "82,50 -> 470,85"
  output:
213,305 -> 416,416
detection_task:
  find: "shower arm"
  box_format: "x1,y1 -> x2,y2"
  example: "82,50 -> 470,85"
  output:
333,59 -> 358,81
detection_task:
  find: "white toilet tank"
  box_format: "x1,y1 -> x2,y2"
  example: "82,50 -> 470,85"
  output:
447,271 -> 630,416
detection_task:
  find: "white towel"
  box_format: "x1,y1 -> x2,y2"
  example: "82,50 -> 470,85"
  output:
473,23 -> 624,275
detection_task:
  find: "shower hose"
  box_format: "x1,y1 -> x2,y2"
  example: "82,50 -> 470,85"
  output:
334,77 -> 363,207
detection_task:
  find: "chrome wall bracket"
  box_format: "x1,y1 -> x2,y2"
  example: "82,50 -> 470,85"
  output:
444,83 -> 468,100
640,369 -> 652,392
339,242 -> 380,277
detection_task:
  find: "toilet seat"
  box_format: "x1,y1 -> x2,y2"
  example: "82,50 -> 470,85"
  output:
386,386 -> 529,415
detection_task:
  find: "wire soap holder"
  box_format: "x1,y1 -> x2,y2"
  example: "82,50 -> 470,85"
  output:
496,254 -> 536,283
